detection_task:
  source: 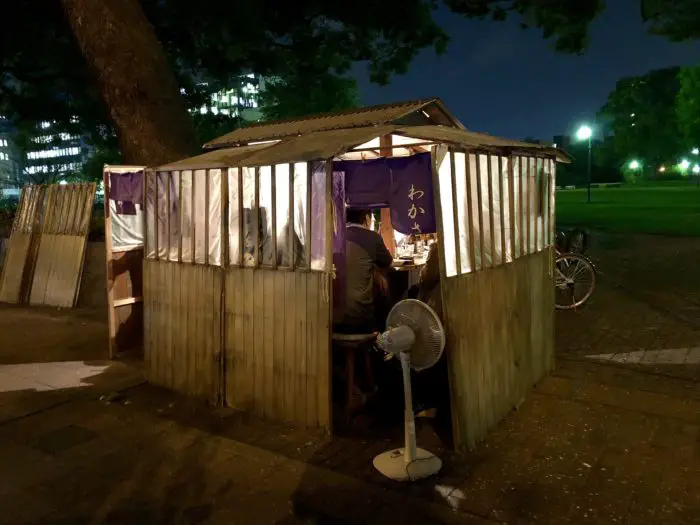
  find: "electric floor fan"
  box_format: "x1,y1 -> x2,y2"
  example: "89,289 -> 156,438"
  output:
373,299 -> 446,482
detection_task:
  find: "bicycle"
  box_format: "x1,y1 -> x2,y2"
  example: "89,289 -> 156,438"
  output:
554,229 -> 596,310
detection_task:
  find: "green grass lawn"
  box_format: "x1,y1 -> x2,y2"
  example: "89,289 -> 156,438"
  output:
556,183 -> 700,236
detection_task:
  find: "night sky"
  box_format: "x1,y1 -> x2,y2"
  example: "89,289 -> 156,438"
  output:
354,0 -> 700,141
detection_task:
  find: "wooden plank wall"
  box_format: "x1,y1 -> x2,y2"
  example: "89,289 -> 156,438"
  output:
29,183 -> 96,307
434,149 -> 556,451
443,250 -> 554,451
224,267 -> 331,429
143,259 -> 222,403
0,186 -> 45,303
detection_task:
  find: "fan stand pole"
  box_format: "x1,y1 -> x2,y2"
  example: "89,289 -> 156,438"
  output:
400,352 -> 417,464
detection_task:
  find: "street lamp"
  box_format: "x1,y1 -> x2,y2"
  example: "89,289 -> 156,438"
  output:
576,125 -> 593,204
629,160 -> 640,170
692,148 -> 699,155
680,159 -> 691,172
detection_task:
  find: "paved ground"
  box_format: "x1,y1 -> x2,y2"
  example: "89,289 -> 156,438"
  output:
0,232 -> 699,524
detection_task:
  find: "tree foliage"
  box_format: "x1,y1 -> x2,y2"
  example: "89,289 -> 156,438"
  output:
597,67 -> 681,169
676,66 -> 700,150
640,0 -> 700,41
2,0 -> 695,166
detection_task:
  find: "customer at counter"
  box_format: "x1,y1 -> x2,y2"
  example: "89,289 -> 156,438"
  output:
333,208 -> 393,334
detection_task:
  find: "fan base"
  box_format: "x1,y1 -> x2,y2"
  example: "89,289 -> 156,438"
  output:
373,448 -> 442,481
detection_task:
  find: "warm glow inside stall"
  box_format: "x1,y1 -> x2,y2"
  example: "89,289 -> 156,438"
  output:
142,100 -> 569,450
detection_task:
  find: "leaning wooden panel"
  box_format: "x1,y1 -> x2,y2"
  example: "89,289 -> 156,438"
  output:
0,185 -> 45,304
29,182 -> 96,308
444,250 -> 554,451
223,266 -> 331,429
143,259 -> 222,402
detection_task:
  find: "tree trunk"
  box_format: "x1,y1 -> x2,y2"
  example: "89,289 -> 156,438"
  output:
61,0 -> 199,165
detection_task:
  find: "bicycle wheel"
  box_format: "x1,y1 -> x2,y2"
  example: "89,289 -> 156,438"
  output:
554,253 -> 596,310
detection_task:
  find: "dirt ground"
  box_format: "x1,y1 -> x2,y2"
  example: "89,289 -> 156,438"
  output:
0,232 -> 699,524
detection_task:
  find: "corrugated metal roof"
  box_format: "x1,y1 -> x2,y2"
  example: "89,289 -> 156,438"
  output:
395,126 -> 571,162
203,98 -> 444,149
151,142 -> 274,171
154,123 -> 569,172
239,125 -> 400,167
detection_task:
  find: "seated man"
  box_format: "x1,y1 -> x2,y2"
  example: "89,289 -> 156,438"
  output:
334,208 -> 393,333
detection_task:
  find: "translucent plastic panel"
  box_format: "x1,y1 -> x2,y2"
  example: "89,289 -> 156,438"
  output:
258,166 -> 274,266
549,160 -> 557,246
468,154 -> 482,271
155,172 -> 168,259
528,157 -> 537,254
145,172 -> 156,258
228,167 -> 240,265
453,152 -> 471,274
477,155 -> 493,267
294,162 -> 309,268
193,169 -> 207,264
166,172 -> 180,262
242,167 -> 255,267
489,155 -> 503,266
437,148 -> 457,277
208,169 -> 222,266
275,164 -> 292,267
180,170 -> 193,263
310,161 -> 328,271
500,157 -> 513,263
511,158 -> 521,258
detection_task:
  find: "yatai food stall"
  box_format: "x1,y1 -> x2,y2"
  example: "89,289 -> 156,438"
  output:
119,98 -> 568,450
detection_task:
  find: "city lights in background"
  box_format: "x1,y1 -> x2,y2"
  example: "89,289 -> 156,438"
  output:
658,165 -> 666,173
628,159 -> 640,170
692,148 -> 699,155
694,165 -> 700,174
680,159 -> 691,172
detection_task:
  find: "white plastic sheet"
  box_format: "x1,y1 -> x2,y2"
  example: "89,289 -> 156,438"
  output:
208,169 -> 222,266
453,152 -> 471,274
436,146 -> 457,278
228,167 -> 240,265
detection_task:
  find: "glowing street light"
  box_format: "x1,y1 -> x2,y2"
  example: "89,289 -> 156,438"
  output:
680,159 -> 691,171
694,165 -> 700,174
659,166 -> 666,173
576,125 -> 593,203
692,148 -> 699,155
628,160 -> 640,170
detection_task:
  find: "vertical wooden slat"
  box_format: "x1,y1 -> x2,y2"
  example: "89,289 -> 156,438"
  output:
284,271 -> 296,422
238,167 -> 244,266
263,271 -> 275,417
271,165 -> 277,267
272,270 -> 285,419
449,150 -> 462,274
11,186 -> 27,234
465,153 -> 476,272
104,173 -> 117,358
486,155 -> 496,267
295,271 -> 307,424
305,271 -> 318,427
143,173 -> 149,257
220,169 -> 229,405
288,163 -> 295,269
205,169 -> 210,266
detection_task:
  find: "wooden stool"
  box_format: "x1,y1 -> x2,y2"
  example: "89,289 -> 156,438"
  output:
331,332 -> 377,424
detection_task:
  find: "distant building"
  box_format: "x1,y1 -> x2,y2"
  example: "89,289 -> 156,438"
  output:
0,117 -> 24,196
24,118 -> 91,180
191,74 -> 265,123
